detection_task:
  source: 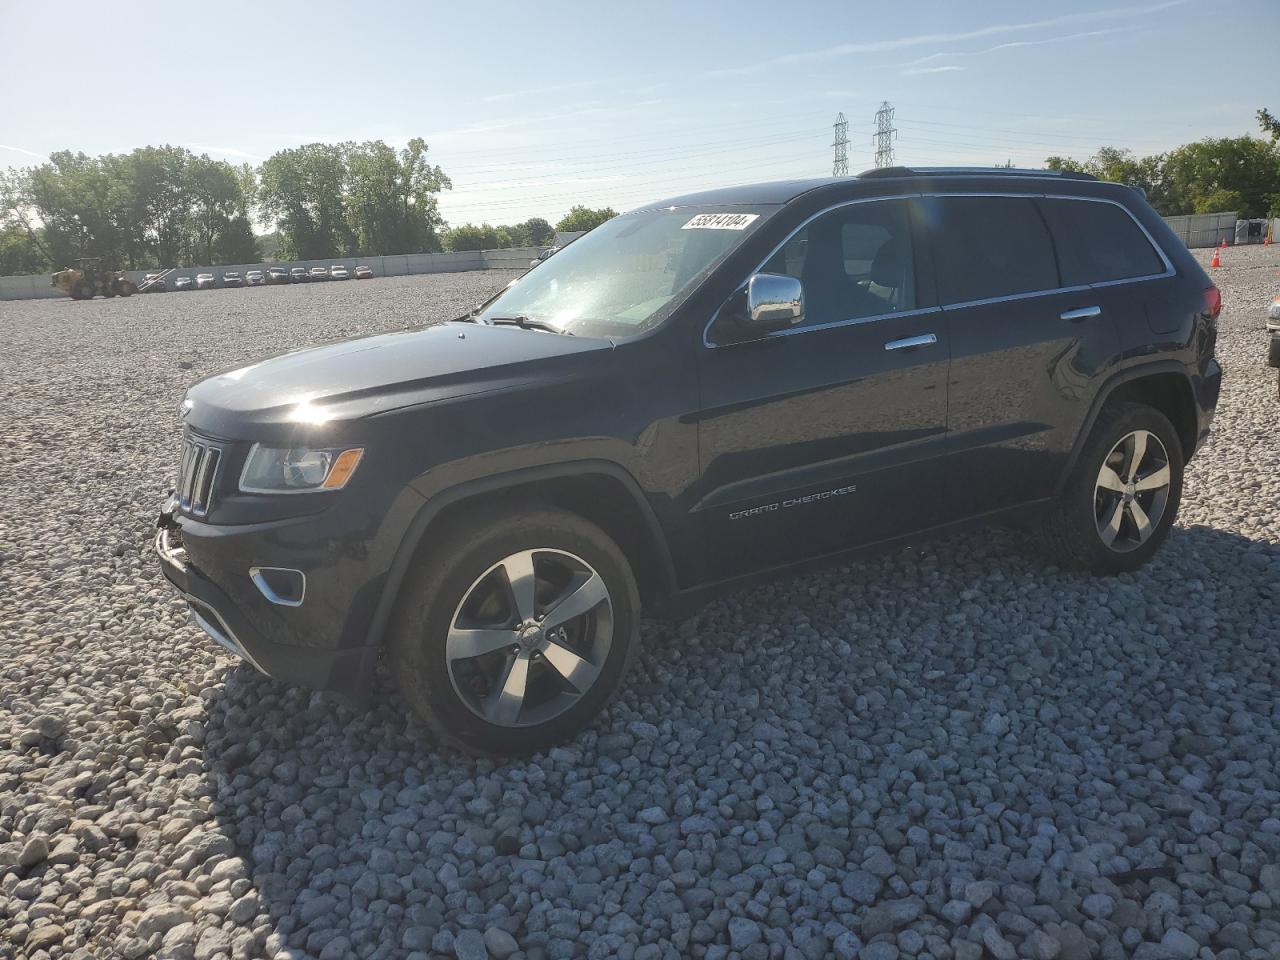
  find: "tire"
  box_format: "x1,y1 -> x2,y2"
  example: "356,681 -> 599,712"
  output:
117,280 -> 136,297
1038,401 -> 1183,574
70,280 -> 89,300
387,505 -> 640,756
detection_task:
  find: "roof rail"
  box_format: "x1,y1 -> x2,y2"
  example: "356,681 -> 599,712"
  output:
857,166 -> 1097,181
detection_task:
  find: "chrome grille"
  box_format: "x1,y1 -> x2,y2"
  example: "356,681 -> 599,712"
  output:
176,435 -> 222,516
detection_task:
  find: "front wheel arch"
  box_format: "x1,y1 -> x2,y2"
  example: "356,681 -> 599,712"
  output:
365,462 -> 678,656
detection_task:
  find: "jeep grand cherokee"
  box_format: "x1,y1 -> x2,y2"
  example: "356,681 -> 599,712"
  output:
156,167 -> 1222,755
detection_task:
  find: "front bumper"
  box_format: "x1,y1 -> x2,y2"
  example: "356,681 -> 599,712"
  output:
155,515 -> 378,697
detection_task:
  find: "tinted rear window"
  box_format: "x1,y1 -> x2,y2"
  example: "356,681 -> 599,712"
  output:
1038,197 -> 1166,285
921,196 -> 1058,304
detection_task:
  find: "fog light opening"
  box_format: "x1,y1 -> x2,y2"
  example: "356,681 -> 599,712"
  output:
250,567 -> 306,607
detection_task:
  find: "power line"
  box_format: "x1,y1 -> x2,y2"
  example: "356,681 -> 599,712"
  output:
873,101 -> 898,169
832,113 -> 849,177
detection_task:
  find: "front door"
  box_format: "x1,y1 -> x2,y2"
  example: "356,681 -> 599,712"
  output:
694,198 -> 951,581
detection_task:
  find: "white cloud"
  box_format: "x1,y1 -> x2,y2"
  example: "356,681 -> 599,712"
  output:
901,25 -> 1140,69
0,144 -> 49,161
482,79 -> 602,103
707,0 -> 1186,77
901,65 -> 966,76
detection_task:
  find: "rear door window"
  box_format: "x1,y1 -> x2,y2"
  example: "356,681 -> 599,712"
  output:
921,196 -> 1058,305
1038,197 -> 1167,285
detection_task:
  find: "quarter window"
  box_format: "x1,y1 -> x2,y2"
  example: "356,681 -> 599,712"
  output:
922,196 -> 1058,304
1038,198 -> 1166,285
761,200 -> 916,326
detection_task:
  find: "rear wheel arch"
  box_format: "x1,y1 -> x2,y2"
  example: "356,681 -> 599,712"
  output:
1060,362 -> 1197,492
368,462 -> 677,652
1105,372 -> 1197,458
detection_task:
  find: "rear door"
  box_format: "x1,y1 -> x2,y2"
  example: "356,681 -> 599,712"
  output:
919,194 -> 1119,517
695,198 -> 951,580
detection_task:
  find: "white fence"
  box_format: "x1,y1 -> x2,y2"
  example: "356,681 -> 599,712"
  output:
0,246 -> 541,302
1162,212 -> 1238,249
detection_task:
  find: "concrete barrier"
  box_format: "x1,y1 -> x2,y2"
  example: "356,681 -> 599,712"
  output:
0,247 -> 543,302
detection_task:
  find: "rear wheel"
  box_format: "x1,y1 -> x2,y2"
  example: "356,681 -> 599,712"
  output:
70,280 -> 90,300
387,506 -> 640,756
1038,402 -> 1183,574
116,280 -> 136,297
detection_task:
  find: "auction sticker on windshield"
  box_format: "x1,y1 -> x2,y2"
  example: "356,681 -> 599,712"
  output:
682,213 -> 759,230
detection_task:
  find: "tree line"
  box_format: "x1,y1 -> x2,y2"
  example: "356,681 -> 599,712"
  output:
0,138 -> 619,275
4,110 -> 1276,276
1044,110 -> 1280,219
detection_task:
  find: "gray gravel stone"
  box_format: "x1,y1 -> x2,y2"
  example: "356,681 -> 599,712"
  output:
1,251 -> 1278,960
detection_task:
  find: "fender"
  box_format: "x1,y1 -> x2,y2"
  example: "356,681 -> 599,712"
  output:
362,459 -> 678,654
1055,359 -> 1194,495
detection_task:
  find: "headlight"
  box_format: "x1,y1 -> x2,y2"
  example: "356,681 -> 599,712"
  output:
239,445 -> 364,493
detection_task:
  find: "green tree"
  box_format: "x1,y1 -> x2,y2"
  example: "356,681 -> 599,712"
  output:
23,151 -> 129,267
1161,137 -> 1279,218
346,138 -> 451,255
186,154 -> 256,264
0,221 -> 49,274
520,217 -> 555,246
555,205 -> 616,233
0,170 -> 52,273
446,223 -> 503,251
4,145 -> 258,270
1258,108 -> 1280,142
1046,146 -> 1169,209
1047,138 -> 1280,217
258,143 -> 355,260
1192,188 -> 1245,215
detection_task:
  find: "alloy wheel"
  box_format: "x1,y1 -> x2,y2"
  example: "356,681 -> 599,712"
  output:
1094,429 -> 1172,553
445,548 -> 613,727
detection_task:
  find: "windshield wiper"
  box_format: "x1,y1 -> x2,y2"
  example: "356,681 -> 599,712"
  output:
486,315 -> 572,335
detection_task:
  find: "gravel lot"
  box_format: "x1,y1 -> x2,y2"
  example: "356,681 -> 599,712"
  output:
1,251 -> 1277,960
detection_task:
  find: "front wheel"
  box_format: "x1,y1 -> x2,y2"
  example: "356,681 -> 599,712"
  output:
1038,402 -> 1183,574
387,506 -> 640,756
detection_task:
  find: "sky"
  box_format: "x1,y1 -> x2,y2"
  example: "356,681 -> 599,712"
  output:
2,0 -> 1277,229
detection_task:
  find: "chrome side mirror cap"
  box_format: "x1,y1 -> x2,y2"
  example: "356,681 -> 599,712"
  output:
747,273 -> 804,330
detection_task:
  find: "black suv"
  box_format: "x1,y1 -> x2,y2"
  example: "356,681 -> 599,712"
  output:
156,167 -> 1222,755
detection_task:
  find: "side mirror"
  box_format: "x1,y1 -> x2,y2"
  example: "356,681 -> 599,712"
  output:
711,273 -> 804,345
746,273 -> 803,332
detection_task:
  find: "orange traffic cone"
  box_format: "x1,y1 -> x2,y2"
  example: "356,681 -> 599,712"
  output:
1220,238 -> 1227,248
1210,247 -> 1221,268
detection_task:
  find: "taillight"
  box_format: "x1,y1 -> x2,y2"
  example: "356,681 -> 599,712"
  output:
1202,285 -> 1222,322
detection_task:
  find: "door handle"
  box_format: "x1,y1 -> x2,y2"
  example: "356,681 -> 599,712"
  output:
884,333 -> 937,351
1060,305 -> 1102,321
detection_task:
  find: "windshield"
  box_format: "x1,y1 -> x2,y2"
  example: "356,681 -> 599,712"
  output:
477,205 -> 775,337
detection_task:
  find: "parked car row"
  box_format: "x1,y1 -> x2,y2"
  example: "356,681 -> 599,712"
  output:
141,264 -> 376,291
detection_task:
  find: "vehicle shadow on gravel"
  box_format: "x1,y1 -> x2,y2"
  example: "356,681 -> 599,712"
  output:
195,520 -> 1277,957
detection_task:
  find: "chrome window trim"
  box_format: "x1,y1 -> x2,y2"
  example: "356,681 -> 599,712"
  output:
753,304 -> 942,341
704,191 -> 1175,348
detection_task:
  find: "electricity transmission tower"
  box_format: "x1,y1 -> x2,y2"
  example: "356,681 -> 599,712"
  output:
873,101 -> 897,168
831,113 -> 849,177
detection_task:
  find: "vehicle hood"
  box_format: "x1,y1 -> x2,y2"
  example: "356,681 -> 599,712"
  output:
184,322 -> 612,435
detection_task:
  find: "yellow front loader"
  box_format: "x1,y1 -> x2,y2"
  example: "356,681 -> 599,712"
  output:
51,258 -> 138,299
